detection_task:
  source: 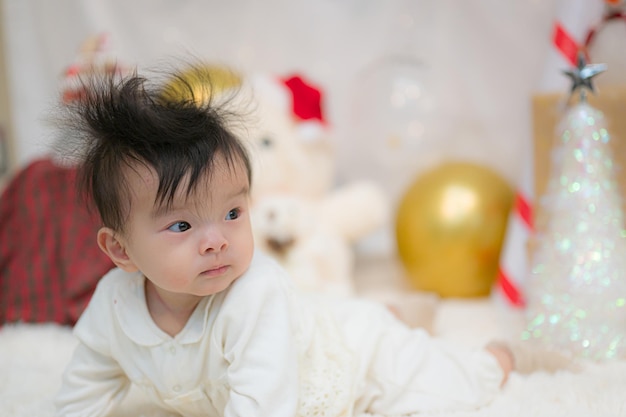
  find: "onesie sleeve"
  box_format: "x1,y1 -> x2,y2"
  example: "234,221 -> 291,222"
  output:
55,343 -> 130,417
55,272 -> 131,417
214,258 -> 300,417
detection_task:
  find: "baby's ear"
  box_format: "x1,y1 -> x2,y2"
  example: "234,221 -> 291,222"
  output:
97,227 -> 138,272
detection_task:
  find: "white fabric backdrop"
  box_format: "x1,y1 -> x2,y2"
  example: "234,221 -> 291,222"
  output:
2,0 -> 560,193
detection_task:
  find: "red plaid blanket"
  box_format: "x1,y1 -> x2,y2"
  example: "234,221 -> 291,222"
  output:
0,158 -> 114,325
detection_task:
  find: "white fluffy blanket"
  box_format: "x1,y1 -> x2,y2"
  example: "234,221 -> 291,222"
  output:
2,297 -> 625,417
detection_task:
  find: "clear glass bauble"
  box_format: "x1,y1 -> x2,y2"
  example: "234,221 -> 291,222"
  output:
341,54 -> 439,206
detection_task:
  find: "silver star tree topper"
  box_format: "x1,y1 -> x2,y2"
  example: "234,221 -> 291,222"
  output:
563,51 -> 607,102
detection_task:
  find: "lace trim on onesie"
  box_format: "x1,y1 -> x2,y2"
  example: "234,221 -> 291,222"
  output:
297,310 -> 357,417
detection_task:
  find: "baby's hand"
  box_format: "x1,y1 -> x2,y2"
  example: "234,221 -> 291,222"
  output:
487,340 -> 580,379
485,342 -> 514,385
508,341 -> 581,375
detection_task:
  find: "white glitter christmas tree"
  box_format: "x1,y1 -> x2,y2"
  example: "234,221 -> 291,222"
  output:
523,53 -> 626,361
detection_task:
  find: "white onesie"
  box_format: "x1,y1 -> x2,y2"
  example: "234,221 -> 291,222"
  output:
56,251 -> 502,417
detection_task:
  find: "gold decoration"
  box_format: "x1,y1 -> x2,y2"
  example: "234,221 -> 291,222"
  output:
160,64 -> 242,105
395,161 -> 514,298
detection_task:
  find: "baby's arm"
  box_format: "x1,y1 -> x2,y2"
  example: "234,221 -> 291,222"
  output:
55,342 -> 130,417
216,262 -> 301,417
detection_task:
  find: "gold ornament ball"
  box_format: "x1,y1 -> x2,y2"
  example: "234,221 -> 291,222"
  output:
395,161 -> 514,298
160,64 -> 242,105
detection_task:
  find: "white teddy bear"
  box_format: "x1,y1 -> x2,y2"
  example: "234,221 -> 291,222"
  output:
251,194 -> 354,296
236,73 -> 390,297
252,182 -> 389,297
237,74 -> 336,203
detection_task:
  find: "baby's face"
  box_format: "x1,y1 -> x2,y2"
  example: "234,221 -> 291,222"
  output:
118,155 -> 254,299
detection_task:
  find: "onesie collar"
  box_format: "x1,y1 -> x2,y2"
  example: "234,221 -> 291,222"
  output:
113,272 -> 212,346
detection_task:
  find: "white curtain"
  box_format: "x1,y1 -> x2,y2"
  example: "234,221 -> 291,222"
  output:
2,0 -> 560,191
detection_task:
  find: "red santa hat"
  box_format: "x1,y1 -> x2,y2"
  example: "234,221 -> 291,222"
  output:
278,74 -> 328,142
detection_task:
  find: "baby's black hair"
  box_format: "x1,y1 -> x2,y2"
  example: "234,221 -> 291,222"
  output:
58,63 -> 251,233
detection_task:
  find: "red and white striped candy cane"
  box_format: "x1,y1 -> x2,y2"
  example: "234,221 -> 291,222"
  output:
497,154 -> 533,307
496,0 -> 607,307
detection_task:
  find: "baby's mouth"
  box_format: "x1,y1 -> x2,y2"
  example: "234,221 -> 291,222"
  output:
202,265 -> 229,277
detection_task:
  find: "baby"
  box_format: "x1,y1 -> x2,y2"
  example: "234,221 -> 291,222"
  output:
55,64 -> 517,417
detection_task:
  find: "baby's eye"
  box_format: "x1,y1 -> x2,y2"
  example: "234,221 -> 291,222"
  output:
168,221 -> 191,232
226,208 -> 240,221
